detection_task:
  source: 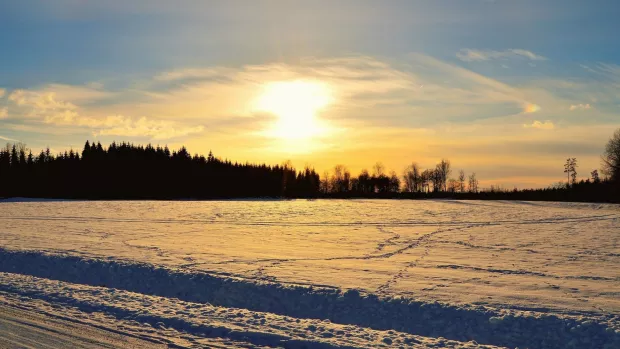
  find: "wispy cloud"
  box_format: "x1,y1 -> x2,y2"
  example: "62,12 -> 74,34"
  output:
0,108 -> 7,120
0,135 -> 18,142
457,49 -> 547,62
523,120 -> 554,130
569,103 -> 591,111
93,116 -> 205,140
5,54 -> 554,143
7,89 -> 203,140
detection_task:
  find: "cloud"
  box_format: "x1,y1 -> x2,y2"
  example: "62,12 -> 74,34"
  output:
523,120 -> 554,130
457,49 -> 547,62
6,53 -> 551,144
7,88 -> 202,140
91,116 -> 204,140
580,64 -> 597,74
0,108 -> 7,119
0,88 -> 5,98
9,89 -> 78,112
0,135 -> 19,142
569,103 -> 591,111
523,104 -> 541,113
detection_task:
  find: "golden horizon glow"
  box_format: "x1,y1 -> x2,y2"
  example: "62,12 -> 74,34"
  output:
255,80 -> 332,147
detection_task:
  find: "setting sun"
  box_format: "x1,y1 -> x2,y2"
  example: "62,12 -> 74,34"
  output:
255,80 -> 332,141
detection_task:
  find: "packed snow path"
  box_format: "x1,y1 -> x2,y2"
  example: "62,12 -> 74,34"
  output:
0,301 -> 166,349
0,199 -> 619,348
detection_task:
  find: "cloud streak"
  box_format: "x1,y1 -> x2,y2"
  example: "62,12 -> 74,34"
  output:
457,49 -> 547,62
569,103 -> 591,111
523,120 -> 554,130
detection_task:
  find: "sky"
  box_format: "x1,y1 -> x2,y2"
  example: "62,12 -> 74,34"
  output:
1,0 -> 620,188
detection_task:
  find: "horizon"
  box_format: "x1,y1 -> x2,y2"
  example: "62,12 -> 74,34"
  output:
2,1 -> 620,189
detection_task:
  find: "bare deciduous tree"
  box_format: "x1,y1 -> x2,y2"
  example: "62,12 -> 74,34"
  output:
468,172 -> 479,193
389,170 -> 401,192
458,170 -> 466,193
421,169 -> 433,193
403,162 -> 421,192
372,162 -> 385,177
331,165 -> 351,193
602,129 -> 620,182
447,178 -> 459,193
564,158 -> 578,186
437,159 -> 451,191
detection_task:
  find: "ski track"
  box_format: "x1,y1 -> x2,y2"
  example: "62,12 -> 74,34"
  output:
0,199 -> 619,348
0,273 -> 502,349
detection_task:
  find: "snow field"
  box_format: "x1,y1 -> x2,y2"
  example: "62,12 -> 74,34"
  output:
0,199 -> 619,348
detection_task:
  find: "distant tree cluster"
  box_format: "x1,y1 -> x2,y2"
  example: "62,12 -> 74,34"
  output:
320,162 -> 400,195
0,141 -> 320,199
318,159 -> 484,198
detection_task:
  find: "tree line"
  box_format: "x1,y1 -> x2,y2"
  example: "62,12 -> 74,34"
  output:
0,129 -> 619,202
0,141 -> 320,199
319,159 -> 480,196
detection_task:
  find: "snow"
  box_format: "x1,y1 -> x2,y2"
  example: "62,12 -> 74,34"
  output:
0,299 -> 166,349
0,273 -> 498,349
0,199 -> 618,348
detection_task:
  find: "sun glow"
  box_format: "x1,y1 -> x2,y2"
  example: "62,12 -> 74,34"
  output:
255,80 -> 332,142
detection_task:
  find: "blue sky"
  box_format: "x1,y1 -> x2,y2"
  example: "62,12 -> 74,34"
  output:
1,1 -> 620,188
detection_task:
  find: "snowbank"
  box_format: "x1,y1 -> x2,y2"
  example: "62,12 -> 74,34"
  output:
0,247 -> 617,349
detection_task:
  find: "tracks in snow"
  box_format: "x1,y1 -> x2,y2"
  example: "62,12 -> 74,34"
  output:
0,247 -> 618,349
0,273 -> 500,349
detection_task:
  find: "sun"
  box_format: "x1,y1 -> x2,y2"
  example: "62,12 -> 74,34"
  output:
255,80 -> 332,141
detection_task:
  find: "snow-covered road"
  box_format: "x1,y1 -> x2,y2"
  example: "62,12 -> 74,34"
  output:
0,300 -> 166,349
0,199 -> 618,348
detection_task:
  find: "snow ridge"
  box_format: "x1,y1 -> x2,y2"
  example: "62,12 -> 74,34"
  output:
0,273 -> 496,349
0,247 -> 617,349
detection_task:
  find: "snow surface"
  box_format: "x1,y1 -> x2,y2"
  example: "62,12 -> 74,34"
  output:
0,199 -> 618,348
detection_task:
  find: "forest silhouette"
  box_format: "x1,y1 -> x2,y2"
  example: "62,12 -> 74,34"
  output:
0,133 -> 619,202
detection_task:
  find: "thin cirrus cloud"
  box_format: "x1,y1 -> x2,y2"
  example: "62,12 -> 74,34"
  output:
569,103 -> 592,111
5,53 -> 543,140
457,49 -> 547,62
523,120 -> 555,130
2,53 -> 599,148
0,135 -> 19,142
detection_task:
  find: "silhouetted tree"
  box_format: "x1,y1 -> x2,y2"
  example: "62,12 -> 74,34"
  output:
468,172 -> 479,193
388,171 -> 400,192
421,169 -> 433,193
564,158 -> 578,186
591,169 -> 600,184
437,159 -> 451,191
458,170 -> 466,193
602,129 -> 620,182
447,178 -> 459,193
403,163 -> 421,193
331,165 -> 351,193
